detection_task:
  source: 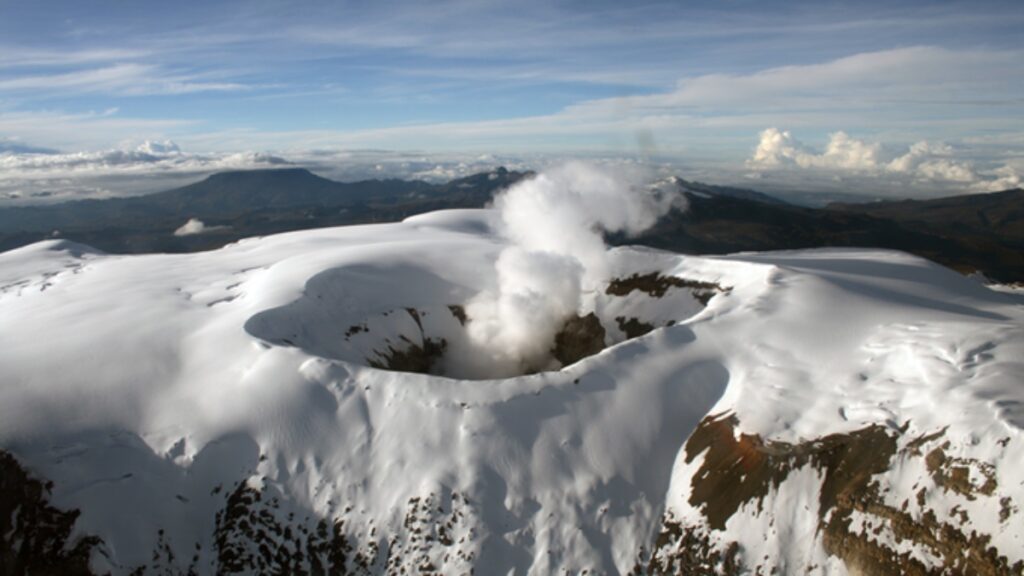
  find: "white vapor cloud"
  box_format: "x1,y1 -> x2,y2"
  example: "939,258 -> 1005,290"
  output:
449,162 -> 681,378
174,218 -> 207,236
174,217 -> 229,236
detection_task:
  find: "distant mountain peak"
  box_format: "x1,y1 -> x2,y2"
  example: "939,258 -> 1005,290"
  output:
204,167 -> 319,181
669,176 -> 788,205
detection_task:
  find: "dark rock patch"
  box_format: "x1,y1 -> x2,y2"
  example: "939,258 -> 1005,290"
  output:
615,316 -> 655,339
344,324 -> 368,339
446,305 -> 467,326
606,272 -> 727,305
369,337 -> 447,375
552,313 -> 606,367
0,450 -> 101,576
925,441 -> 997,500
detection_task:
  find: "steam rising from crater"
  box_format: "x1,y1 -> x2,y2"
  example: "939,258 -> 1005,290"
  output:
449,162 -> 682,378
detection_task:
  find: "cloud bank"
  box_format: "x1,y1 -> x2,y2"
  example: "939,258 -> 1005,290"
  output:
0,141 -> 291,204
748,128 -> 1022,194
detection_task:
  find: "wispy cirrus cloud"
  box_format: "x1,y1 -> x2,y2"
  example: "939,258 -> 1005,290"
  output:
0,109 -> 195,151
0,47 -> 151,69
567,46 -> 1024,117
154,45 -> 1024,165
0,63 -> 249,96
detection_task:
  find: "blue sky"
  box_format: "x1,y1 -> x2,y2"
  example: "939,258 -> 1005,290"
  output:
1,0 -> 1023,200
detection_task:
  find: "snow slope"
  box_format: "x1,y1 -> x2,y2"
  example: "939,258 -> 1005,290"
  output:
1,209 -> 1022,574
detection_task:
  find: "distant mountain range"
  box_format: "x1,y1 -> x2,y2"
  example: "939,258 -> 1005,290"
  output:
627,185 -> 1024,283
0,167 -> 526,253
1,167 -> 1022,282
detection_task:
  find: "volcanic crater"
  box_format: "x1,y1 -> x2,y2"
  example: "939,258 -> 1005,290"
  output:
245,264 -> 728,380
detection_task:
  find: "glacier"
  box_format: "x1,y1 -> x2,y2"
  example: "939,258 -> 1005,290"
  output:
1,208 -> 1022,574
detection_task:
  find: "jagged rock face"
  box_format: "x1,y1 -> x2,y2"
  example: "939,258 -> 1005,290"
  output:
0,451 -> 99,576
8,409 -> 1020,576
0,451 -> 482,576
640,414 -> 1024,575
551,312 -> 606,367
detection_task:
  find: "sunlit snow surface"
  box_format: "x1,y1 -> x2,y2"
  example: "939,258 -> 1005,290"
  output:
1,209 -> 1023,574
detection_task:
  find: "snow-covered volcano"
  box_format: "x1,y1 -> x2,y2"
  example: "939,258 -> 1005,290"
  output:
2,207 -> 1023,574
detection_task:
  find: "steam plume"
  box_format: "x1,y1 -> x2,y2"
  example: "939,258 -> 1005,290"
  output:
448,162 -> 681,378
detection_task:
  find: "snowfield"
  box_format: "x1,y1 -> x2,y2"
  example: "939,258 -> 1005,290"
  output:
1,208 -> 1023,574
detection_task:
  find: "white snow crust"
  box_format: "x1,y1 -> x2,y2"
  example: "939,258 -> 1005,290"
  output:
2,209 -> 1023,574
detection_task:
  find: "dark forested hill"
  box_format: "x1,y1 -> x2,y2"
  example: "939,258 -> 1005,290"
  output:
2,170 -> 1022,282
626,187 -> 1024,282
0,167 -> 527,253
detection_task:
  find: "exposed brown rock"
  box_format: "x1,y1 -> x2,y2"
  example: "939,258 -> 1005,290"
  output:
925,442 -> 997,499
606,272 -> 726,304
615,316 -> 655,339
636,515 -> 741,576
552,313 -> 606,367
639,414 -> 1022,575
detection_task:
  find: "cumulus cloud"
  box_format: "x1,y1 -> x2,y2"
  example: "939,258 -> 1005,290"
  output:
973,166 -> 1022,193
746,128 -> 1022,194
447,162 -> 681,378
136,140 -> 181,156
750,128 -> 881,170
749,128 -> 807,167
885,141 -> 977,182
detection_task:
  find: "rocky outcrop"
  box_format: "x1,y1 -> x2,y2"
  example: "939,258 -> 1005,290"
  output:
638,414 -> 1023,575
606,272 -> 727,304
0,450 -> 101,576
